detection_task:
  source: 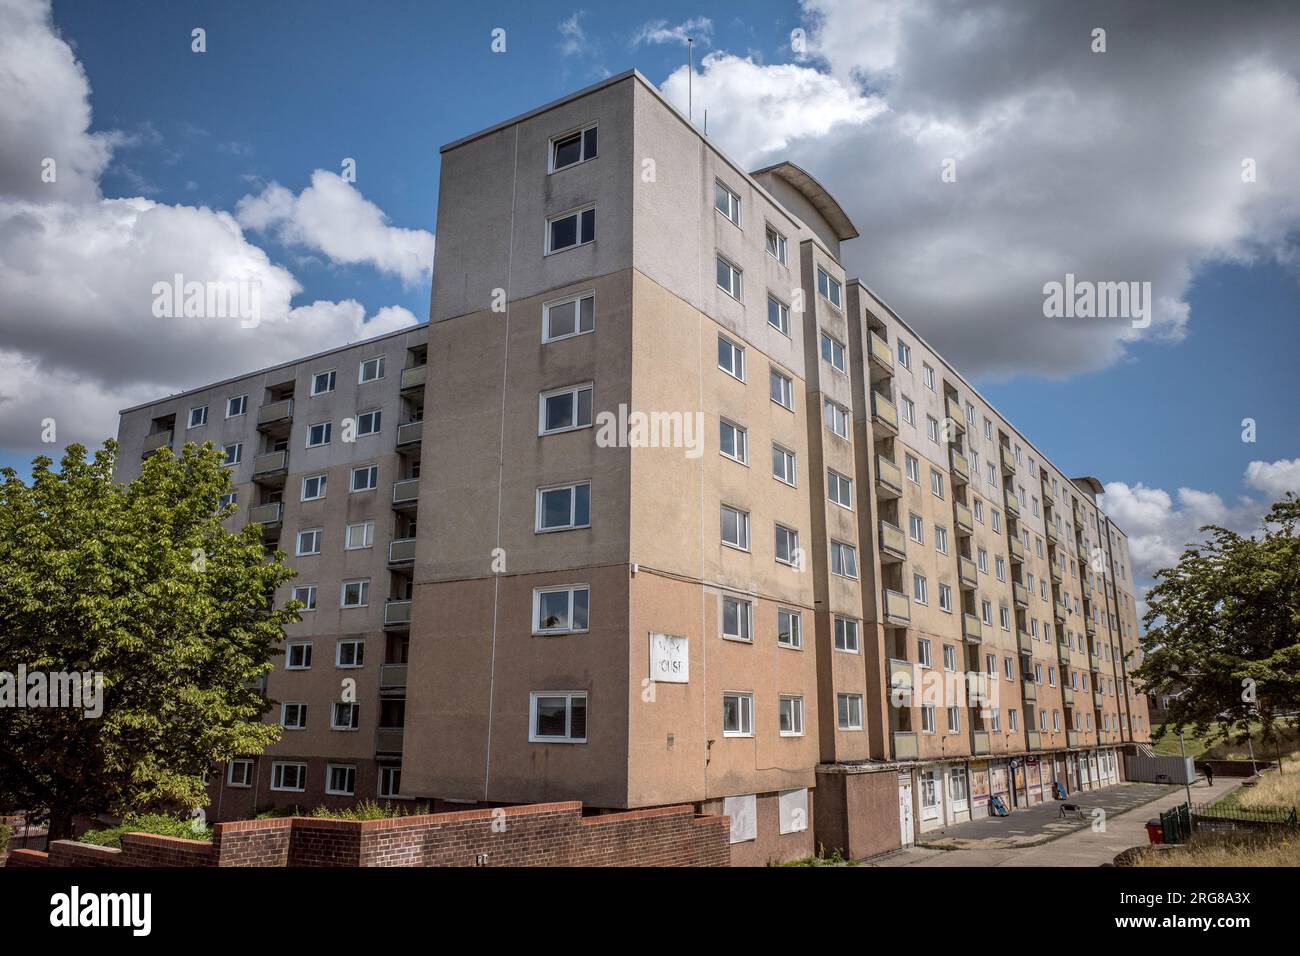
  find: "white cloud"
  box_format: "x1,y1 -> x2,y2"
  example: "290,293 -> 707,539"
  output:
558,12 -> 588,58
236,171 -> 435,286
633,17 -> 713,48
1244,458 -> 1300,500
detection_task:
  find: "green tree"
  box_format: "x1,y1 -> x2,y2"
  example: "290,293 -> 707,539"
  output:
0,441 -> 298,839
1136,495 -> 1300,747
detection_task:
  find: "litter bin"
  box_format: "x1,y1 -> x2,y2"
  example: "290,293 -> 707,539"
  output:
1145,819 -> 1164,845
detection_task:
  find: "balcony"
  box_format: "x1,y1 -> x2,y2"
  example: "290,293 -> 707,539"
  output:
246,501 -> 282,528
1067,730 -> 1081,748
1089,650 -> 1102,671
1005,490 -> 1020,517
1000,445 -> 1016,475
971,730 -> 990,755
880,520 -> 907,561
379,663 -> 408,692
392,477 -> 420,511
1013,581 -> 1030,607
1046,523 -> 1060,545
1093,689 -> 1105,708
892,731 -> 919,761
867,331 -> 894,377
388,537 -> 416,566
1022,679 -> 1038,702
883,588 -> 910,625
256,398 -> 293,429
396,420 -> 423,448
889,659 -> 915,698
375,727 -> 404,755
1026,730 -> 1041,751
1086,618 -> 1098,638
1049,561 -> 1063,583
954,501 -> 974,535
253,450 -> 288,485
400,364 -> 427,392
949,448 -> 969,484
1054,601 -> 1068,622
959,556 -> 978,589
876,455 -> 903,497
1009,536 -> 1025,563
945,396 -> 965,432
1062,686 -> 1075,707
962,613 -> 982,644
1017,630 -> 1033,655
1057,642 -> 1071,665
871,391 -> 898,435
141,430 -> 173,458
383,599 -> 412,631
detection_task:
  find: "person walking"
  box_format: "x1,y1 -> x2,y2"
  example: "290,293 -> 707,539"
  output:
1204,764 -> 1214,787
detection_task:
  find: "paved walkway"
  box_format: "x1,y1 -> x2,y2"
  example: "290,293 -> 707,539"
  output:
870,776 -> 1241,867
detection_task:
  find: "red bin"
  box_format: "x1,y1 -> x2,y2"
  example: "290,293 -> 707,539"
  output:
1145,819 -> 1164,845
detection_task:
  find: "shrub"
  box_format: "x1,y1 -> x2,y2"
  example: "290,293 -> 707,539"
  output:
307,800 -> 430,821
0,821 -> 10,857
80,813 -> 211,848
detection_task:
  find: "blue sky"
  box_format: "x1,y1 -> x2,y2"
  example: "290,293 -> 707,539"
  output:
2,0 -> 1298,592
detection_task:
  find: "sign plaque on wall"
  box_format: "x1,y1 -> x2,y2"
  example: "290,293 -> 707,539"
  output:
649,632 -> 689,683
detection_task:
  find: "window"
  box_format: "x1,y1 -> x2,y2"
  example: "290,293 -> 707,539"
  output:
721,596 -> 753,641
332,702 -> 360,730
779,696 -> 805,736
721,505 -> 751,551
550,124 -> 597,171
351,464 -> 379,492
769,367 -> 794,410
1005,657 -> 1015,680
918,639 -> 933,668
1009,708 -> 1019,731
292,584 -> 317,611
930,469 -> 944,499
922,364 -> 935,390
717,335 -> 745,380
981,599 -> 993,625
537,481 -> 591,532
974,498 -> 984,522
766,295 -> 790,336
835,616 -> 859,653
281,702 -> 307,730
715,255 -> 743,300
938,583 -> 953,612
714,180 -> 741,225
301,473 -> 327,501
943,644 -> 957,671
935,526 -> 949,554
188,405 -> 208,429
900,396 -> 916,426
966,402 -> 976,425
777,608 -> 803,649
326,765 -> 356,796
823,399 -> 850,440
772,444 -> 797,486
949,767 -> 969,811
926,416 -> 940,444
345,521 -> 375,550
723,692 -> 754,736
543,291 -> 595,341
355,409 -> 381,437
227,759 -> 253,788
222,442 -> 242,466
819,332 -> 846,372
286,642 -> 312,669
533,585 -> 590,634
530,691 -> 588,742
337,638 -> 364,668
340,580 -> 370,609
378,766 -> 401,798
719,419 -> 748,463
984,418 -> 993,441
995,556 -> 1006,581
226,395 -> 247,418
765,224 -> 788,264
539,384 -> 594,434
837,693 -> 863,730
831,540 -> 858,578
977,548 -> 988,572
271,762 -> 306,792
311,369 -> 336,395
897,340 -> 912,369
947,706 -> 961,733
1000,606 -> 1011,631
547,205 -> 596,253
913,573 -> 929,604
307,421 -> 332,447
774,525 -> 799,566
992,510 -> 1002,533
358,356 -> 385,384
296,528 -> 322,556
908,513 -> 924,543
905,454 -> 920,483
218,491 -> 237,510
921,706 -> 936,733
827,469 -> 853,509
817,267 -> 842,309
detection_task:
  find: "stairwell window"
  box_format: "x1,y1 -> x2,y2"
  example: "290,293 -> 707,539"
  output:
716,254 -> 743,300
831,540 -> 858,578
827,469 -> 853,509
530,691 -> 588,743
539,384 -> 594,434
824,399 -> 850,440
837,693 -> 863,730
543,291 -> 595,341
835,616 -> 859,653
550,124 -> 597,172
537,481 -> 591,532
820,332 -> 846,372
714,180 -> 741,226
547,205 -> 596,253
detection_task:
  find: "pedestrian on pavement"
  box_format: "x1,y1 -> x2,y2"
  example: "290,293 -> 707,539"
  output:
1205,764 -> 1214,787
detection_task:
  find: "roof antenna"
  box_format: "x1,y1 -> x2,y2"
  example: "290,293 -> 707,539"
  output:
704,109 -> 708,136
687,36 -> 694,125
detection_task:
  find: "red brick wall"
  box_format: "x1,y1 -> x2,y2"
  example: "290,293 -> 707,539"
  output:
211,818 -> 292,867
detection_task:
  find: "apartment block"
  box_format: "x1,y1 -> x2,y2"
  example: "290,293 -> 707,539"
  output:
115,70 -> 1150,864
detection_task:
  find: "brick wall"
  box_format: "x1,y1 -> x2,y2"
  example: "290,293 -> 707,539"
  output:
11,801 -> 729,868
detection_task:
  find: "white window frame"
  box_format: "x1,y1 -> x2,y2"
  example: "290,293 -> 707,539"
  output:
723,692 -> 755,737
719,419 -> 748,464
286,641 -> 313,670
819,331 -> 846,372
717,334 -> 745,380
767,294 -> 790,336
823,399 -> 851,440
292,584 -> 317,611
831,540 -> 858,578
546,204 -> 596,254
549,123 -> 597,172
775,524 -> 800,567
356,409 -> 382,437
296,528 -> 323,556
350,464 -> 379,493
765,223 -> 788,264
222,442 -> 242,466
721,595 -> 753,642
777,608 -> 803,649
827,469 -> 853,510
715,254 -> 744,301
714,179 -> 741,225
772,443 -> 797,487
188,405 -> 208,429
542,290 -> 596,342
345,520 -> 375,551
538,383 -> 595,435
837,693 -> 864,730
536,481 -> 592,532
769,366 -> 794,410
311,369 -> 337,395
307,421 -> 332,448
226,394 -> 247,418
721,504 -> 751,551
532,585 -> 590,635
227,758 -> 253,788
340,580 -> 370,609
325,764 -> 356,796
779,695 -> 805,737
834,616 -> 860,653
529,691 -> 589,743
271,761 -> 307,792
358,355 -> 385,384
281,702 -> 307,730
331,702 -> 360,731
817,267 -> 842,310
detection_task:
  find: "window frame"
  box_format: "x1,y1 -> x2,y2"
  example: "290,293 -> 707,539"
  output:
548,123 -> 598,173
542,290 -> 596,342
536,481 -> 592,533
545,204 -> 596,255
532,585 -> 591,635
538,383 -> 595,436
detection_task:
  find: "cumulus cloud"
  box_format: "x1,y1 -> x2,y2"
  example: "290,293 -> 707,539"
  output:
236,171 -> 435,286
1244,458 -> 1300,500
633,17 -> 713,48
659,0 -> 1300,379
0,0 -> 422,455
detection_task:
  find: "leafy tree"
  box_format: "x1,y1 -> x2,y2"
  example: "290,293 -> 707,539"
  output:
1136,495 -> 1300,748
0,441 -> 298,839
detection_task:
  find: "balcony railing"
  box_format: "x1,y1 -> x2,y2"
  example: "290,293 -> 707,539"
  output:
388,537 -> 416,565
1026,730 -> 1042,750
1093,690 -> 1105,708
883,588 -> 910,624
876,455 -> 903,497
1009,536 -> 1025,562
1089,650 -> 1102,671
400,364 -> 427,391
1057,642 -> 1071,665
971,730 -> 990,755
392,478 -> 420,509
949,448 -> 969,484
1046,523 -> 1060,545
383,599 -> 413,629
954,501 -> 973,534
880,520 -> 907,561
1017,630 -> 1033,655
1005,490 -> 1020,517
1067,730 -> 1081,748
1013,582 -> 1029,607
892,731 -> 919,761
257,398 -> 293,427
379,663 -> 408,690
1086,618 -> 1097,638
253,450 -> 288,477
959,556 -> 978,589
375,727 -> 404,754
1054,601 -> 1068,622
889,659 -> 914,698
945,396 -> 964,430
1022,679 -> 1038,702
1041,482 -> 1055,508
1062,686 -> 1075,707
871,391 -> 898,434
1050,561 -> 1063,583
396,420 -> 423,447
962,613 -> 982,644
1000,445 -> 1016,474
868,331 -> 894,374
246,502 -> 282,527
142,430 -> 173,458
